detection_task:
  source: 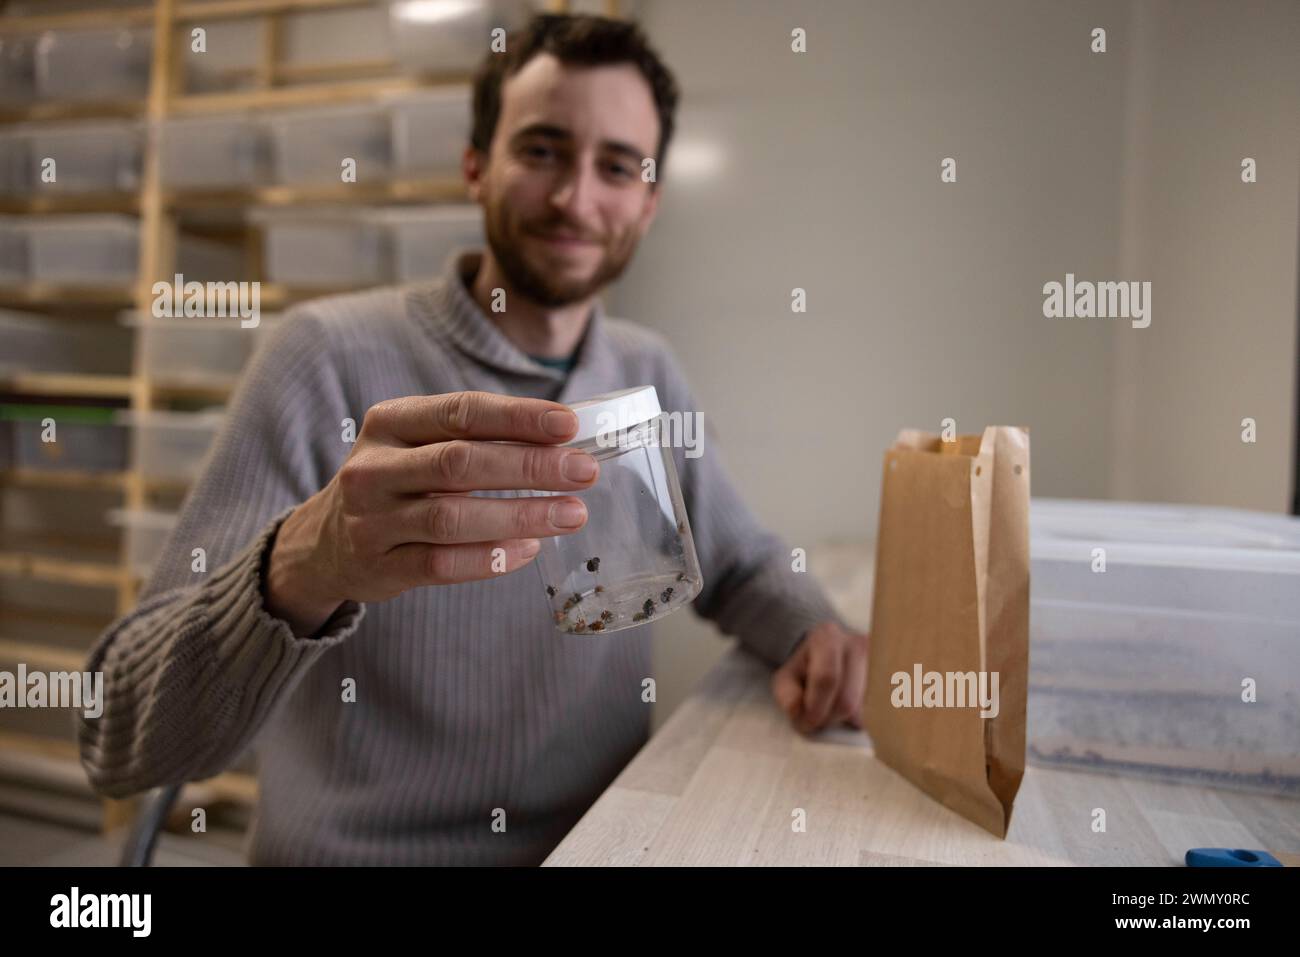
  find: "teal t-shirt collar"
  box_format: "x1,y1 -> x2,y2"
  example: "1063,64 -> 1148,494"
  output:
526,351 -> 578,374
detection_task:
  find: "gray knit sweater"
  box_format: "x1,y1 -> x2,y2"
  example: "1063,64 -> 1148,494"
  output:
78,250 -> 845,865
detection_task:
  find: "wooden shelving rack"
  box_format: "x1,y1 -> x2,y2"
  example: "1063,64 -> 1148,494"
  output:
0,0 -> 603,835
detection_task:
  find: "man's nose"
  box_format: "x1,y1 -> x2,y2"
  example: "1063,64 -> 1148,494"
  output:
548,161 -> 600,226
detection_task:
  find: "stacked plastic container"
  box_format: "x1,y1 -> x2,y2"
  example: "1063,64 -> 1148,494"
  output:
268,88 -> 471,185
0,404 -> 130,474
381,205 -> 483,281
389,0 -> 531,74
389,88 -> 472,174
0,121 -> 143,194
0,220 -> 245,287
0,215 -> 23,282
158,87 -> 471,192
0,33 -> 36,104
270,102 -> 396,184
159,114 -> 270,189
124,409 -> 226,487
159,91 -> 471,190
111,310 -> 285,572
182,18 -> 263,95
254,204 -> 482,285
0,0 -> 149,480
252,207 -> 387,285
105,409 -> 227,574
24,215 -> 140,284
0,214 -> 243,286
279,3 -> 394,72
0,0 -> 513,798
135,314 -> 278,388
0,7 -> 494,584
33,26 -> 152,101
0,309 -> 134,376
1028,498 -> 1300,796
106,508 -> 180,578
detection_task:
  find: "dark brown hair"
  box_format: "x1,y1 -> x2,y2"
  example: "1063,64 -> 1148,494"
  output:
471,13 -> 680,181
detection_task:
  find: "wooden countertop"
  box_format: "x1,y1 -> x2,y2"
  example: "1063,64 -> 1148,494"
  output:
545,541 -> 1300,866
544,647 -> 1300,866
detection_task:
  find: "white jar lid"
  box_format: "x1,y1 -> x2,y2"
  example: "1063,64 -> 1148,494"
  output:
566,385 -> 661,444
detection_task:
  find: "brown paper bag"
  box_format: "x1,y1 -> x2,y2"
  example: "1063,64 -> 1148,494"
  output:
863,426 -> 1030,837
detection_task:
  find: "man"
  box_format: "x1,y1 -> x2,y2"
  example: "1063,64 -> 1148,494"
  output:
79,14 -> 869,866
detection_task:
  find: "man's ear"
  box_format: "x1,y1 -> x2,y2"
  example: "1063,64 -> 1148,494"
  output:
463,145 -> 486,202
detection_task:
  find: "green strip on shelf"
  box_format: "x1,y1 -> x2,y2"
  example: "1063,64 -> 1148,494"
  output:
0,404 -> 119,425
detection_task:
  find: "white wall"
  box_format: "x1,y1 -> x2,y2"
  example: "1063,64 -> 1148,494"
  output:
1111,0 -> 1299,511
604,0 -> 1299,727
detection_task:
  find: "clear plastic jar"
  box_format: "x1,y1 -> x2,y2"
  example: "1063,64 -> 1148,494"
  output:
521,385 -> 702,636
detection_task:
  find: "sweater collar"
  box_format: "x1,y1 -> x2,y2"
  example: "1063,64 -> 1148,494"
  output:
418,248 -> 614,404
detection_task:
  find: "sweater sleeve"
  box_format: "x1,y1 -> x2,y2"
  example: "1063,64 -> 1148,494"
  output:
651,343 -> 852,668
78,307 -> 367,798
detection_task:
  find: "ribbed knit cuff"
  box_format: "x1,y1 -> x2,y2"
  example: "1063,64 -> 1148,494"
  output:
206,506 -> 366,684
736,570 -> 852,668
78,508 -> 368,797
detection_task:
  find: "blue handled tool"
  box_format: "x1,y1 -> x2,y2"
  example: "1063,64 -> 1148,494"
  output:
1185,848 -> 1283,867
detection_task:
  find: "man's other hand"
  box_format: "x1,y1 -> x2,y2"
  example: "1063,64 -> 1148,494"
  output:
771,621 -> 870,734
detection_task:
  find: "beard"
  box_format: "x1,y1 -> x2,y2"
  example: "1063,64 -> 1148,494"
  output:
481,194 -> 642,308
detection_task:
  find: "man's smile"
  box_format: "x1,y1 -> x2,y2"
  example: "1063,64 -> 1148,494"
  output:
529,229 -> 602,250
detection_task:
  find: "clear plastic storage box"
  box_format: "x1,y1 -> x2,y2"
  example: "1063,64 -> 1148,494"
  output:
160,114 -> 270,188
280,4 -> 394,69
0,576 -> 117,655
389,88 -> 471,175
135,314 -> 276,385
11,120 -> 143,193
17,214 -> 242,285
34,27 -> 152,102
0,404 -> 129,473
254,209 -> 386,285
0,216 -> 25,281
390,0 -> 530,74
0,34 -> 36,103
0,127 -> 29,194
256,206 -> 481,285
1027,498 -> 1300,796
106,508 -> 180,577
181,18 -> 263,95
176,234 -> 244,283
127,409 -> 225,484
380,205 -> 483,281
0,310 -> 134,376
25,214 -> 139,284
269,102 -> 393,184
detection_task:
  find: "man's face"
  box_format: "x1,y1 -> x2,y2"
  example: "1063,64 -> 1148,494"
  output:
467,54 -> 662,308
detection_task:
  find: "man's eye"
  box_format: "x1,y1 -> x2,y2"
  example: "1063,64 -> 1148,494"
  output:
606,162 -> 635,179
523,144 -> 556,160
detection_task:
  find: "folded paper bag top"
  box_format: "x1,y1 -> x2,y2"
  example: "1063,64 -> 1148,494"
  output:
863,426 -> 1031,838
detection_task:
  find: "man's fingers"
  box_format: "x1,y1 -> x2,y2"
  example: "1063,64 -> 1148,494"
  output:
342,441 -> 599,502
839,638 -> 869,728
800,636 -> 843,731
415,441 -> 599,494
771,656 -> 806,723
383,538 -> 542,589
375,494 -> 588,547
363,392 -> 578,447
774,629 -> 870,734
